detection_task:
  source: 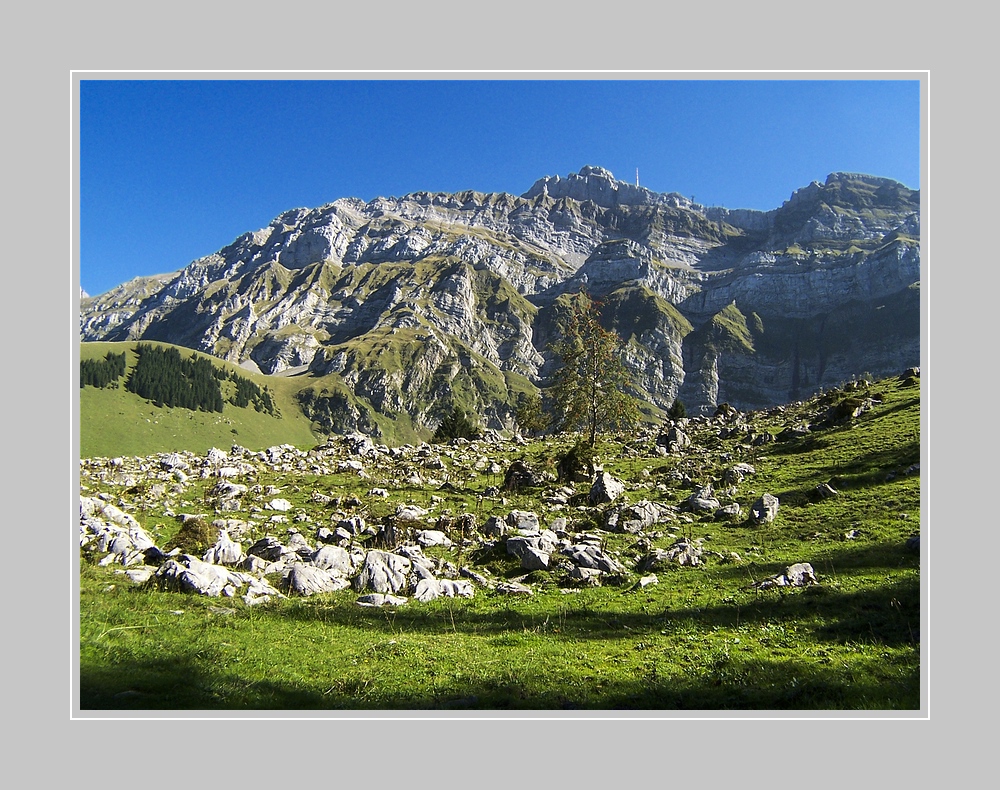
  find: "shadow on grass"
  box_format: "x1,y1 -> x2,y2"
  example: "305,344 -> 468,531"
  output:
269,542 -> 920,649
80,642 -> 919,712
80,543 -> 919,713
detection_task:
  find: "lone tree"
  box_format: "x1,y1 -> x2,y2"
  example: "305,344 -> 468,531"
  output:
514,390 -> 548,437
548,291 -> 639,446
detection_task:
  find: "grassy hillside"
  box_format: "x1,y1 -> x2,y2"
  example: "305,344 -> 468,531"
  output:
79,370 -> 921,711
80,342 -> 321,457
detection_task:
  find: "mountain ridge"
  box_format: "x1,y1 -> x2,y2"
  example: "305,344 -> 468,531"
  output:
80,166 -> 920,440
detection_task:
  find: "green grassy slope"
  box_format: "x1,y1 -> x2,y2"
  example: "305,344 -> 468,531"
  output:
80,342 -> 321,457
79,371 -> 921,711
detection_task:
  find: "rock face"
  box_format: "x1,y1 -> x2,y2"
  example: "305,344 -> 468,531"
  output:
80,167 -> 920,434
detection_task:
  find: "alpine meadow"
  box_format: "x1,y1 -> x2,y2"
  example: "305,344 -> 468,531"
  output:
79,161 -> 922,713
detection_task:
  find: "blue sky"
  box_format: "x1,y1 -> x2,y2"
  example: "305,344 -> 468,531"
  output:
79,77 -> 921,296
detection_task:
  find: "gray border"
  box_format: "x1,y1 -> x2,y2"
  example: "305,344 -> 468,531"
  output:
71,69 -> 928,724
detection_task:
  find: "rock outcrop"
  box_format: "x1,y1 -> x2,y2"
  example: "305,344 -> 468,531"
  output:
81,167 -> 919,433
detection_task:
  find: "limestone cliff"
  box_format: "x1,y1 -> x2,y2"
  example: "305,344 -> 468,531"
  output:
80,167 -> 920,437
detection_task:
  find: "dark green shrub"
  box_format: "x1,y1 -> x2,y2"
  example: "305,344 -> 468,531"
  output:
168,517 -> 215,555
556,440 -> 595,483
433,407 -> 481,442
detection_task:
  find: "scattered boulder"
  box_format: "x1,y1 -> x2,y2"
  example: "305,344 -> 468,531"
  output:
723,463 -> 756,485
506,531 -> 557,570
285,529 -> 314,558
713,403 -> 742,422
202,531 -> 245,566
154,554 -> 235,596
396,544 -> 436,575
502,460 -> 539,492
413,577 -> 475,602
160,452 -> 190,472
656,427 -> 690,452
685,485 -> 721,513
247,536 -> 293,562
823,397 -> 872,425
311,545 -> 353,575
518,546 -> 550,571
416,529 -> 453,548
642,538 -> 703,569
812,482 -> 839,500
777,425 -> 810,442
605,500 -> 664,532
753,562 -> 818,590
154,554 -> 283,604
569,566 -> 603,585
506,510 -> 540,531
750,493 -> 780,525
589,472 -> 625,505
495,581 -> 533,595
483,515 -> 510,537
714,503 -> 742,520
123,567 -> 155,585
395,504 -> 429,522
562,543 -> 622,573
284,563 -> 351,596
353,550 -> 412,595
556,443 -> 594,483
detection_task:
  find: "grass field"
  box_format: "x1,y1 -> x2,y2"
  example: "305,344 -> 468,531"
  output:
78,370 -> 921,712
79,342 -> 321,456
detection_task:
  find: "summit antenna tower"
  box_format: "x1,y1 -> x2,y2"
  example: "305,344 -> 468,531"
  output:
636,168 -> 639,187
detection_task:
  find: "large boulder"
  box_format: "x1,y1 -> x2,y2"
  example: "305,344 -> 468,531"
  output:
502,460 -> 539,492
750,493 -> 780,525
311,545 -> 353,575
353,550 -> 412,594
562,544 -> 622,573
284,563 -> 351,596
589,472 -> 626,505
685,485 -> 721,513
202,531 -> 245,566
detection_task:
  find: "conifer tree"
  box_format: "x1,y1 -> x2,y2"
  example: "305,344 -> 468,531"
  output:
548,291 -> 639,446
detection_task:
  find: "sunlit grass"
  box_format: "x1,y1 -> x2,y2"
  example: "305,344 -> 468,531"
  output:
79,375 -> 920,711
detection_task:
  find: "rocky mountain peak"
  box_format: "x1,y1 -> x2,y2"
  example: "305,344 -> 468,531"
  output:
80,166 -> 920,439
521,165 -> 684,209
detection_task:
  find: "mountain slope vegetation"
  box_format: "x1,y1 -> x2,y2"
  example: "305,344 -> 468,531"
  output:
79,342 -> 320,457
80,167 -> 920,438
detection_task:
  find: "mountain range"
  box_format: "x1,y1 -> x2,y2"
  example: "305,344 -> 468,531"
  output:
80,166 -> 920,441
